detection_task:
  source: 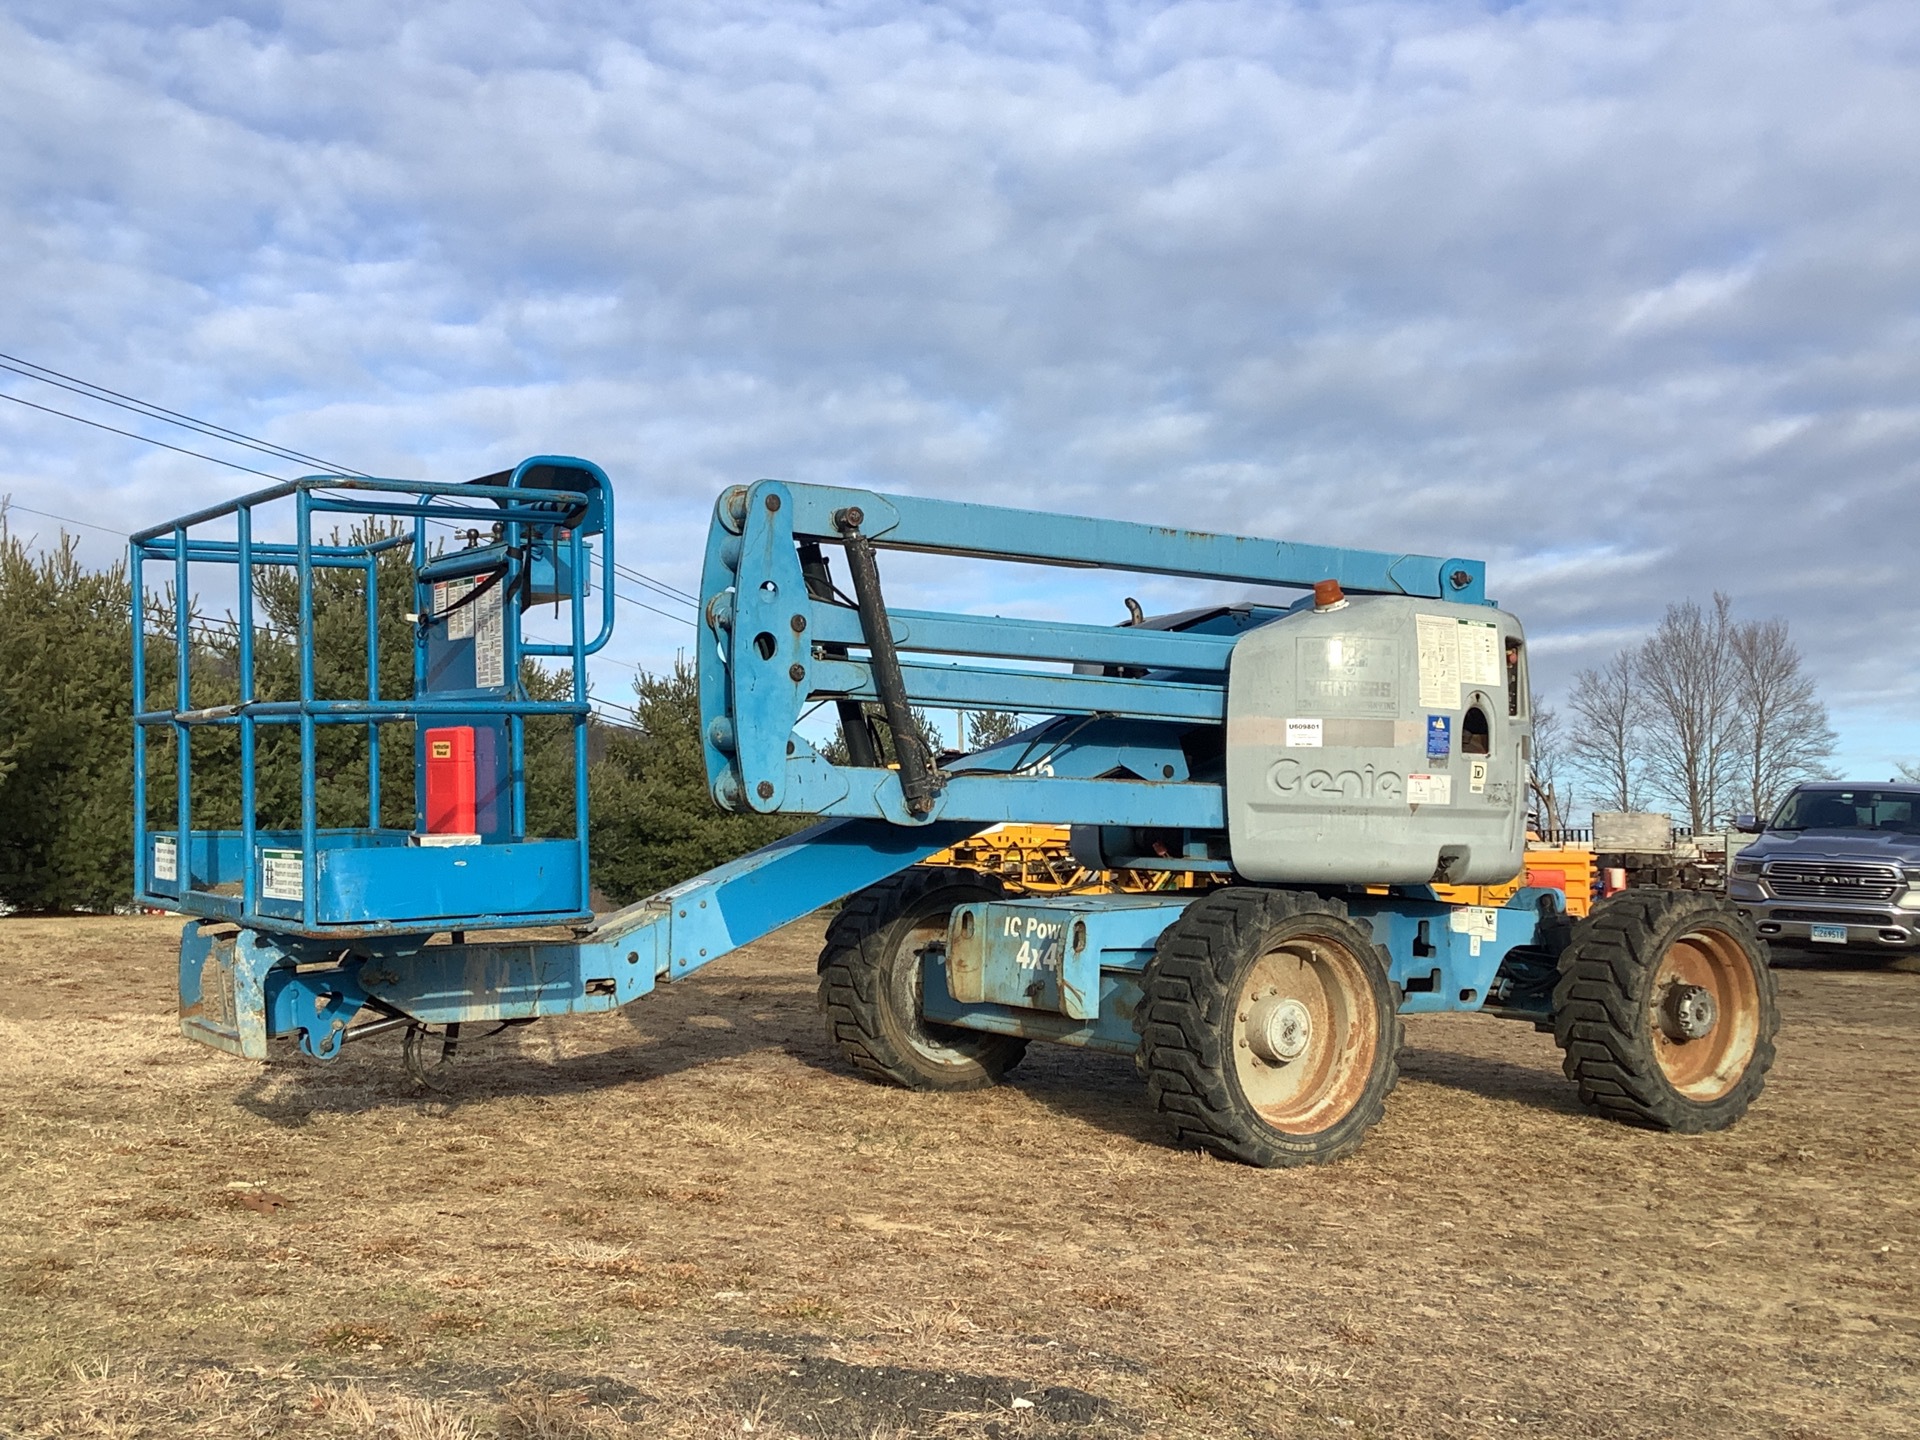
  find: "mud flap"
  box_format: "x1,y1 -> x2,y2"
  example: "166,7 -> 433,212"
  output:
178,923 -> 285,1059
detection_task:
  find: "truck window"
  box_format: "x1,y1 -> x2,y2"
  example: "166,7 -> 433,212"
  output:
1770,789 -> 1920,833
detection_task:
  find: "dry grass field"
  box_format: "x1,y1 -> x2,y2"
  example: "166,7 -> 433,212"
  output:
1,913 -> 1916,1439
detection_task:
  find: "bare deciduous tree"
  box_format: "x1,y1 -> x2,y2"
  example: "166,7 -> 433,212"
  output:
1730,616 -> 1835,818
1528,694 -> 1574,835
1568,652 -> 1640,813
1636,594 -> 1744,832
1564,593 -> 1834,832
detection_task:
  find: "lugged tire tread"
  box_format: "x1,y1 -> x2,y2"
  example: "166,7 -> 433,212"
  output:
1135,888 -> 1402,1168
816,867 -> 1028,1092
1550,888 -> 1778,1132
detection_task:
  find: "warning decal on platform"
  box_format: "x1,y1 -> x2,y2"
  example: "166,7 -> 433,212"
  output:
474,580 -> 505,688
152,835 -> 177,883
434,577 -> 478,640
261,849 -> 304,902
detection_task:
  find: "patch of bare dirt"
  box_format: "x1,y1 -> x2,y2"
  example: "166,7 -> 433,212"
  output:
1,913 -> 1916,1438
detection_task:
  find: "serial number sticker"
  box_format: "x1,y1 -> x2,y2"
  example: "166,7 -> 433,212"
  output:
152,835 -> 178,883
1284,718 -> 1323,748
1810,923 -> 1848,945
261,848 -> 304,902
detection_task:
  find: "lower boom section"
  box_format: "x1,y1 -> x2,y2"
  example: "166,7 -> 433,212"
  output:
179,817 -> 983,1059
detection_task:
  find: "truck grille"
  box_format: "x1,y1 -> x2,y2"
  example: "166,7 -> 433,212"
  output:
1770,908 -> 1893,925
1764,859 -> 1902,902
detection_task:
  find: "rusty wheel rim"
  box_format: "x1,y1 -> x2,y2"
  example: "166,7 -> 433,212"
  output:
1650,926 -> 1761,1101
1232,931 -> 1379,1135
886,915 -> 979,1064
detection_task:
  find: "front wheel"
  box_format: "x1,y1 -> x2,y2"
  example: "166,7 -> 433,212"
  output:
1137,888 -> 1401,1167
1551,890 -> 1777,1132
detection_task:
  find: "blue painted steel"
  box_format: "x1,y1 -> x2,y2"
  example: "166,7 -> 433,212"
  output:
190,817 -> 989,1054
180,923 -> 288,1059
697,478 -> 1493,829
920,960 -> 1147,1056
1343,889 -> 1565,1013
154,461 -> 1554,1090
920,888 -> 1570,1047
133,457 -> 612,937
946,894 -> 1181,1020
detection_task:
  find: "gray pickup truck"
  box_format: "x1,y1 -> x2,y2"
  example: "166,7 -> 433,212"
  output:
1728,783 -> 1920,955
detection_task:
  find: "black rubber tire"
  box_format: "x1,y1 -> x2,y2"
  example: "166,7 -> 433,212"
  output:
1551,889 -> 1778,1132
1136,888 -> 1402,1168
818,867 -> 1029,1090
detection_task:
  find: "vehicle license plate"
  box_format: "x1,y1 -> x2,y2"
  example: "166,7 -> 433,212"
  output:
1810,923 -> 1848,945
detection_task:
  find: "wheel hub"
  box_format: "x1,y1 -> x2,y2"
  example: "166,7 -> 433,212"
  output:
1246,994 -> 1313,1064
1659,982 -> 1718,1042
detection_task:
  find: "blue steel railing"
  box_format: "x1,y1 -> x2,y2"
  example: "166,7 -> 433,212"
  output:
130,460 -> 614,935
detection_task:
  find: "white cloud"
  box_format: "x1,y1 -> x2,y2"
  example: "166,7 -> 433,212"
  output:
0,1 -> 1917,773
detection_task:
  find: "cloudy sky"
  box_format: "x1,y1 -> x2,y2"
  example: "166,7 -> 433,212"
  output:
3,1 -> 1917,778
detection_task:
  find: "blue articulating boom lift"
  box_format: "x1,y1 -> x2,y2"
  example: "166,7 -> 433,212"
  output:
136,460 -> 1778,1166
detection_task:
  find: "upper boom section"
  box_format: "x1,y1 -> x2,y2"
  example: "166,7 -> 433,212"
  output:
697,479 -> 1491,833
727,483 -> 1487,600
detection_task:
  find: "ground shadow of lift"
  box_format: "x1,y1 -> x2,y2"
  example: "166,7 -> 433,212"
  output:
232,978 -> 1591,1136
231,984 -> 795,1130
1394,1044 -> 1587,1117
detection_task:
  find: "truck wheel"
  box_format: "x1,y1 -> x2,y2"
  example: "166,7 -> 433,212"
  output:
818,867 -> 1029,1090
1551,890 -> 1777,1132
1137,888 -> 1401,1167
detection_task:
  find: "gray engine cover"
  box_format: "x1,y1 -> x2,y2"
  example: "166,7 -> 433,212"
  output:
1225,595 -> 1530,885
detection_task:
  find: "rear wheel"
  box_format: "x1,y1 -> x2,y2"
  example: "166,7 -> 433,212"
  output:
1551,890 -> 1777,1131
1137,888 -> 1401,1167
818,867 -> 1029,1090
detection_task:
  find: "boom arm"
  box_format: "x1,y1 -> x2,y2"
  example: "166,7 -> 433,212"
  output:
697,479 -> 1488,829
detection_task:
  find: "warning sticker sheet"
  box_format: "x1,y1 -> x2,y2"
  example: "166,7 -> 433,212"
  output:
1415,614 -> 1460,708
261,848 -> 303,902
1458,619 -> 1501,687
1406,772 -> 1453,806
434,577 -> 478,641
474,581 -> 505,689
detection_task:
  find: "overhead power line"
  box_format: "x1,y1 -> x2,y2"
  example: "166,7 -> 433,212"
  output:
1,354 -> 707,635
0,353 -> 367,476
1,500 -> 128,538
614,587 -> 698,626
613,561 -> 698,604
0,389 -> 294,483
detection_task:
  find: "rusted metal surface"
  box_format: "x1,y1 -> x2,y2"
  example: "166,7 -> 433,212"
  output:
1650,926 -> 1762,1100
1232,930 -> 1379,1137
178,923 -> 275,1060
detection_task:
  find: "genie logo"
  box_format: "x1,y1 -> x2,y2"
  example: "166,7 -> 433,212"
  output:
1267,757 -> 1405,802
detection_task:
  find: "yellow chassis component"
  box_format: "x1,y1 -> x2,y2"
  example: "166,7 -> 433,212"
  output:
928,827 -> 1593,916
921,824 -> 1210,896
